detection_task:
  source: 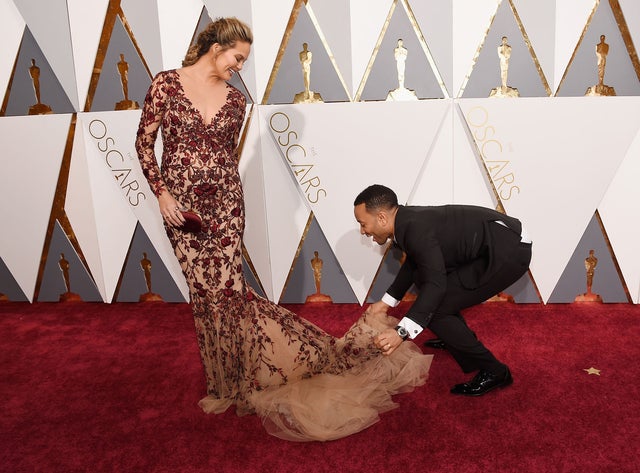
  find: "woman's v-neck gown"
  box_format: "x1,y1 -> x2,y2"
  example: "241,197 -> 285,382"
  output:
136,70 -> 432,441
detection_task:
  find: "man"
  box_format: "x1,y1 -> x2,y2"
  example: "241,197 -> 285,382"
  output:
354,184 -> 532,396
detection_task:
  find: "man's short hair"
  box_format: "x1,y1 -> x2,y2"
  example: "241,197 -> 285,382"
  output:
353,184 -> 398,211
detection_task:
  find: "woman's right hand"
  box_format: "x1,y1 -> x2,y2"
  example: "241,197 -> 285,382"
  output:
158,190 -> 186,227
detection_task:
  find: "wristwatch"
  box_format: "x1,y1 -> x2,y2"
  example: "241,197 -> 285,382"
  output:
395,325 -> 409,341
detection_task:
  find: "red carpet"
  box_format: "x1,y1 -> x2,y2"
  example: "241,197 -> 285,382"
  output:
1,301 -> 639,473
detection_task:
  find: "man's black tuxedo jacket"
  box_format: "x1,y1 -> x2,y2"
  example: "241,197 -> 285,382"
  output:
389,204 -> 525,327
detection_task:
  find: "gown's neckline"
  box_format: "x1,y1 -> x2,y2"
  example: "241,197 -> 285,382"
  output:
173,69 -> 232,126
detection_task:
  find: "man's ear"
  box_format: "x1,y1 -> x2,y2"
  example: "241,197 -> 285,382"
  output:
377,210 -> 388,226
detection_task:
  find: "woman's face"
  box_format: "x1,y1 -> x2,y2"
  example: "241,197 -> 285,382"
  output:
214,41 -> 251,80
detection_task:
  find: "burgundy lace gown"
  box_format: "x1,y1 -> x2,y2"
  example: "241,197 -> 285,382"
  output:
135,70 -> 432,441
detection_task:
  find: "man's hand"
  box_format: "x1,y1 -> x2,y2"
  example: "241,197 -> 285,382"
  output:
364,300 -> 389,317
374,328 -> 403,356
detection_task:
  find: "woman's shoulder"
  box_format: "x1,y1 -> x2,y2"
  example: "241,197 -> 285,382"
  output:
226,83 -> 248,106
152,69 -> 179,83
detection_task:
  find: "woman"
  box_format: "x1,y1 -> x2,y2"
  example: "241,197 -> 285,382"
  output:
136,17 -> 431,441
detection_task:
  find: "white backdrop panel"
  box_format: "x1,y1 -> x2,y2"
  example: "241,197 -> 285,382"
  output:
67,118 -> 138,302
349,0 -> 394,97
0,0 -> 25,102
250,0 -> 297,103
0,114 -> 71,301
68,0 -> 109,111
257,105 -> 310,301
264,100 -> 451,304
121,0 -> 163,75
458,97 -> 640,302
75,111 -> 188,301
408,101 -> 454,205
157,0 -> 203,71
599,126 -> 640,303
512,0 -> 556,91
554,0 -> 598,94
452,0 -> 500,97
13,0 -> 78,109
452,102 -> 497,207
238,106 -> 273,298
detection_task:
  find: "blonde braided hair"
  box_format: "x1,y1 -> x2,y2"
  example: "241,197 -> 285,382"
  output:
182,17 -> 253,67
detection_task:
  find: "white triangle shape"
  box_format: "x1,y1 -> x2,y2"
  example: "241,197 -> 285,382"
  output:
452,0 -> 500,97
452,101 -> 497,207
250,0 -> 297,103
0,114 -> 71,301
619,0 -> 640,60
121,0 -> 163,75
599,125 -> 640,303
409,101 -> 454,205
458,97 -> 640,302
258,105 -> 310,301
511,0 -> 556,91
554,0 -> 598,94
13,0 -> 79,109
239,107 -> 274,299
70,114 -> 139,301
263,100 -> 451,304
0,1 -> 25,101
68,0 -> 109,111
75,111 -> 189,300
157,0 -> 203,71
66,122 -> 105,299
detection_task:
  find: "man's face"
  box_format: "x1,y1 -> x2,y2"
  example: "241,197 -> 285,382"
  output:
354,203 -> 391,245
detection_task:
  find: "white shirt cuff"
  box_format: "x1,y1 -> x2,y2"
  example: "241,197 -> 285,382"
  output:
381,292 -> 400,307
398,317 -> 423,339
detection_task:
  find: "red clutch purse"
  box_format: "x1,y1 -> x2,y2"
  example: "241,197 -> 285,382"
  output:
180,210 -> 202,233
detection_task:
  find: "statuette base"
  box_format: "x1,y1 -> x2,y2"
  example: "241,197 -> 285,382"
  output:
489,86 -> 519,98
28,103 -> 53,115
386,87 -> 418,101
585,84 -> 616,96
294,91 -> 324,104
305,293 -> 332,303
115,99 -> 140,110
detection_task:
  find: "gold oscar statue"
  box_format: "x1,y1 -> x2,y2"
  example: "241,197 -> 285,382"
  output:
28,59 -> 53,115
305,251 -> 332,303
574,249 -> 603,302
490,37 -> 519,98
139,252 -> 163,302
386,39 -> 418,101
293,43 -> 324,103
58,253 -> 82,302
115,54 -> 140,110
585,35 -> 616,96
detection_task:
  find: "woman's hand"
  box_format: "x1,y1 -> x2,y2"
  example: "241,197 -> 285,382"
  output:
374,328 -> 403,356
158,190 -> 186,227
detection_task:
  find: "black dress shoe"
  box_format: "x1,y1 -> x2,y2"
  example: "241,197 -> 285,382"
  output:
450,367 -> 513,396
424,338 -> 447,350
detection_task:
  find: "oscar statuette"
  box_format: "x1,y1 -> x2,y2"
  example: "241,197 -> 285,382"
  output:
305,251 -> 332,303
574,250 -> 603,303
293,43 -> 324,104
139,253 -> 164,302
489,37 -> 519,98
28,59 -> 53,115
585,35 -> 616,96
386,39 -> 418,101
58,253 -> 82,302
115,54 -> 140,110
